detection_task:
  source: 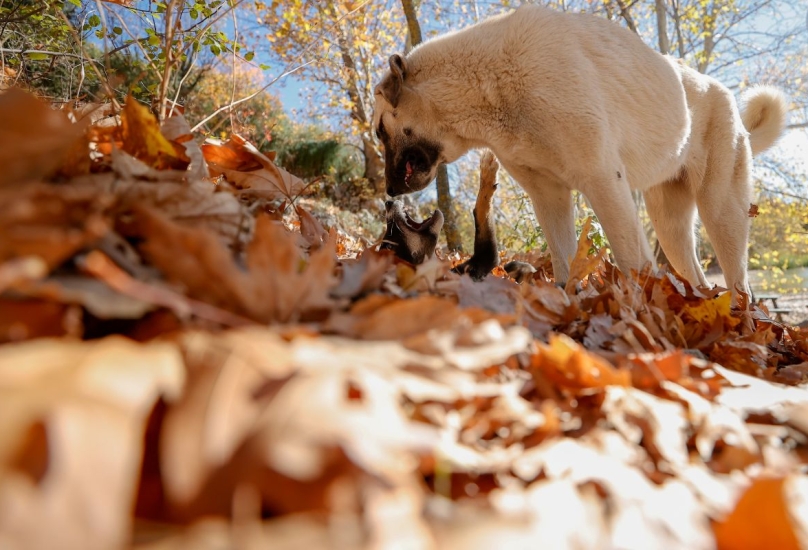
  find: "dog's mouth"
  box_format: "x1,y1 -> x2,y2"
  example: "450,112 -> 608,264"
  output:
385,200 -> 442,233
385,140 -> 443,196
403,148 -> 430,188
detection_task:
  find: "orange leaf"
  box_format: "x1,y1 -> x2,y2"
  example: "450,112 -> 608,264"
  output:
202,135 -> 302,200
713,477 -> 800,550
532,333 -> 630,390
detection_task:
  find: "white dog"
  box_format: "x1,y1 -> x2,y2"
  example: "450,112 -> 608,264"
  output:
372,5 -> 788,295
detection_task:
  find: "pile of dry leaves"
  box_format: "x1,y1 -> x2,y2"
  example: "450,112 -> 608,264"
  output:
1,89 -> 807,550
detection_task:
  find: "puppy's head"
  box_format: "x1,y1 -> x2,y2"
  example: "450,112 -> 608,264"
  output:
380,200 -> 444,265
373,54 -> 446,197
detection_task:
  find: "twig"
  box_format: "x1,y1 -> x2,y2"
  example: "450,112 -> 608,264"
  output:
81,250 -> 255,328
190,0 -> 370,133
189,60 -> 314,132
0,47 -> 102,63
229,4 -> 239,131
57,11 -> 121,111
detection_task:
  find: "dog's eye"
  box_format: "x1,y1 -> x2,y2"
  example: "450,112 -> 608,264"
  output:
404,128 -> 412,137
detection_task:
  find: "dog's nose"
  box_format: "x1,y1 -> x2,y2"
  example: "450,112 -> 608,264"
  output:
385,200 -> 394,208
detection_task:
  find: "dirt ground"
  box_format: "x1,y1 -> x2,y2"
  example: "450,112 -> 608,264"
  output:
772,293 -> 808,326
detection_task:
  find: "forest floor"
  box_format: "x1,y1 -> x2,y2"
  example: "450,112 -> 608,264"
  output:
2,90 -> 808,550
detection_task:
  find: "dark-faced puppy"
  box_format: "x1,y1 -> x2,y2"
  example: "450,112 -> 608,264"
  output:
380,200 -> 443,265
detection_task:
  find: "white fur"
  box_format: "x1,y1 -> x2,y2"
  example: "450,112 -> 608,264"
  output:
373,5 -> 788,295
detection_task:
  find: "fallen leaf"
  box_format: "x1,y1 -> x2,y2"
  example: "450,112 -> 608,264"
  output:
121,96 -> 187,170
0,88 -> 87,186
712,477 -> 800,550
133,207 -> 338,323
203,135 -> 304,200
0,337 -> 184,550
0,184 -> 111,270
530,333 -> 630,391
565,217 -> 607,293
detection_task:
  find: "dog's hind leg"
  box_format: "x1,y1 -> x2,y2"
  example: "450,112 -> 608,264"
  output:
644,177 -> 709,288
695,139 -> 753,295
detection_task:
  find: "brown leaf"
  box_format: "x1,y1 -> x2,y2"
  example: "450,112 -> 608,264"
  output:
565,217 -> 607,293
0,184 -> 111,269
329,295 -> 479,341
296,205 -> 329,249
133,207 -> 337,323
331,248 -> 393,299
0,299 -> 81,342
0,337 -> 184,550
202,135 -> 304,200
0,88 -> 88,186
161,114 -> 209,181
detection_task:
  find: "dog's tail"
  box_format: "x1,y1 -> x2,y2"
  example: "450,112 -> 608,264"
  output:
740,86 -> 788,156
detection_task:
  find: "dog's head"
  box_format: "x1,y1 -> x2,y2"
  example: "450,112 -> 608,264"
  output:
373,54 -> 448,197
380,200 -> 444,265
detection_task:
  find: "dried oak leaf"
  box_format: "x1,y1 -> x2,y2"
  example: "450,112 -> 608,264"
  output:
133,207 -> 338,323
530,333 -> 630,391
0,88 -> 88,187
0,337 -> 184,550
202,135 -> 304,200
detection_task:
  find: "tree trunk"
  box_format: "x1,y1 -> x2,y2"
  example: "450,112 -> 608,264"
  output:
654,0 -> 669,54
400,0 -> 463,251
326,1 -> 384,194
362,135 -> 385,195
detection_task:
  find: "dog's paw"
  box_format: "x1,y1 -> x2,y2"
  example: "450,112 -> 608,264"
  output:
503,261 -> 536,284
453,256 -> 497,281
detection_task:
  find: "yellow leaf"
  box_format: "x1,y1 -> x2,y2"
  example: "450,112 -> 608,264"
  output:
121,96 -> 185,169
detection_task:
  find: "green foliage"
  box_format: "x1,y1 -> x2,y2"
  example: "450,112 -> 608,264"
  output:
0,1 -> 257,119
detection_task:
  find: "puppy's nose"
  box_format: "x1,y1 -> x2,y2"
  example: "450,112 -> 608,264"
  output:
385,200 -> 394,208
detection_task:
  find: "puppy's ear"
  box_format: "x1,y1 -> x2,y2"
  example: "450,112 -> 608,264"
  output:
379,54 -> 407,108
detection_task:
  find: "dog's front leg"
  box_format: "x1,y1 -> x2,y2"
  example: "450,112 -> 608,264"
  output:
454,151 -> 500,280
521,179 -> 577,285
583,176 -> 655,278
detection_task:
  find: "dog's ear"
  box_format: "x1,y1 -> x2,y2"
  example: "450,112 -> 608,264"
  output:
379,54 -> 407,108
